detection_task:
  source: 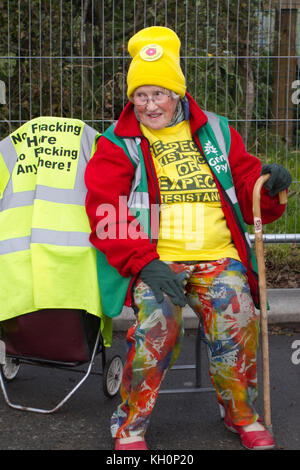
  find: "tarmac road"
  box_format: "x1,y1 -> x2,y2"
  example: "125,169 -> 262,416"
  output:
0,324 -> 299,452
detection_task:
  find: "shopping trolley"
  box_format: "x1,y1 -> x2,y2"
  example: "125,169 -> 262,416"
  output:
0,308 -> 123,414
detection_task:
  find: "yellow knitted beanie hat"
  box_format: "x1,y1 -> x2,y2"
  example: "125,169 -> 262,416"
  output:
127,26 -> 186,99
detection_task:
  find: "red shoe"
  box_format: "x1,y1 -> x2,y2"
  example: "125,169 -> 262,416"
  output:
224,417 -> 275,450
115,438 -> 148,450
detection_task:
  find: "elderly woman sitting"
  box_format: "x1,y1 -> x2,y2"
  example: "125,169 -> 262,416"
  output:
85,26 -> 291,451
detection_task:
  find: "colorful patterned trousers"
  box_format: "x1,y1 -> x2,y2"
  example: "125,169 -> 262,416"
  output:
111,258 -> 260,439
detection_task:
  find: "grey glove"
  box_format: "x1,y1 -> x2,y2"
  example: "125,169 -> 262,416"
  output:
139,259 -> 187,307
261,163 -> 292,197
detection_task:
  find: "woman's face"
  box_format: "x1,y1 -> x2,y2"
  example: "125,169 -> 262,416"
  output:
131,85 -> 179,130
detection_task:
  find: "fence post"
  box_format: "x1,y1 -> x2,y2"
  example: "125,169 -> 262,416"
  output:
272,1 -> 299,146
0,81 -> 5,105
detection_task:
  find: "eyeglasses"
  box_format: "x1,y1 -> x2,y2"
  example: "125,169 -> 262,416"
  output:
132,90 -> 171,106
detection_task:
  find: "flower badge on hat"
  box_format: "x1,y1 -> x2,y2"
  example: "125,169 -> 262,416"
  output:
140,44 -> 163,61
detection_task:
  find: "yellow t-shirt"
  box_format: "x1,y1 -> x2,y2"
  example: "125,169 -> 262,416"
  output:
141,121 -> 240,262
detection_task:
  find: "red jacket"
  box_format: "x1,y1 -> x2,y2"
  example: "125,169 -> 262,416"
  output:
85,93 -> 285,308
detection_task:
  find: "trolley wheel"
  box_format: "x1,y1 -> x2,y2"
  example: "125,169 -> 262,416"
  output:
103,355 -> 123,398
1,357 -> 20,382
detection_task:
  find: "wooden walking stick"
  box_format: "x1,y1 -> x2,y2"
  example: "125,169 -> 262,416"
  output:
252,174 -> 287,432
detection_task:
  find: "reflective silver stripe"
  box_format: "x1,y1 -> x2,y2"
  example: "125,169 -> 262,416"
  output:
0,236 -> 30,255
225,186 -> 238,205
245,231 -> 252,247
123,137 -> 141,167
0,135 -> 18,173
74,124 -> 99,191
0,229 -> 92,254
124,137 -> 146,209
128,163 -> 143,208
31,228 -> 91,247
128,191 -> 149,209
0,191 -> 33,210
0,185 -> 87,211
203,110 -> 228,160
35,185 -> 87,205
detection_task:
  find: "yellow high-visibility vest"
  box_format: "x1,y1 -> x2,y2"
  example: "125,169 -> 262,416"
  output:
0,117 -> 112,346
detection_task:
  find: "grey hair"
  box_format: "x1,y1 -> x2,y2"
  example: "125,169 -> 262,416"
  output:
170,91 -> 180,100
161,88 -> 180,100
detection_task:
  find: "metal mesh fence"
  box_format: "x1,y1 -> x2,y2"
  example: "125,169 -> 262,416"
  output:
0,0 -> 299,240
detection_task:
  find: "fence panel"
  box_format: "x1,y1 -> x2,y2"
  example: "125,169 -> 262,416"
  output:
0,0 -> 299,239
